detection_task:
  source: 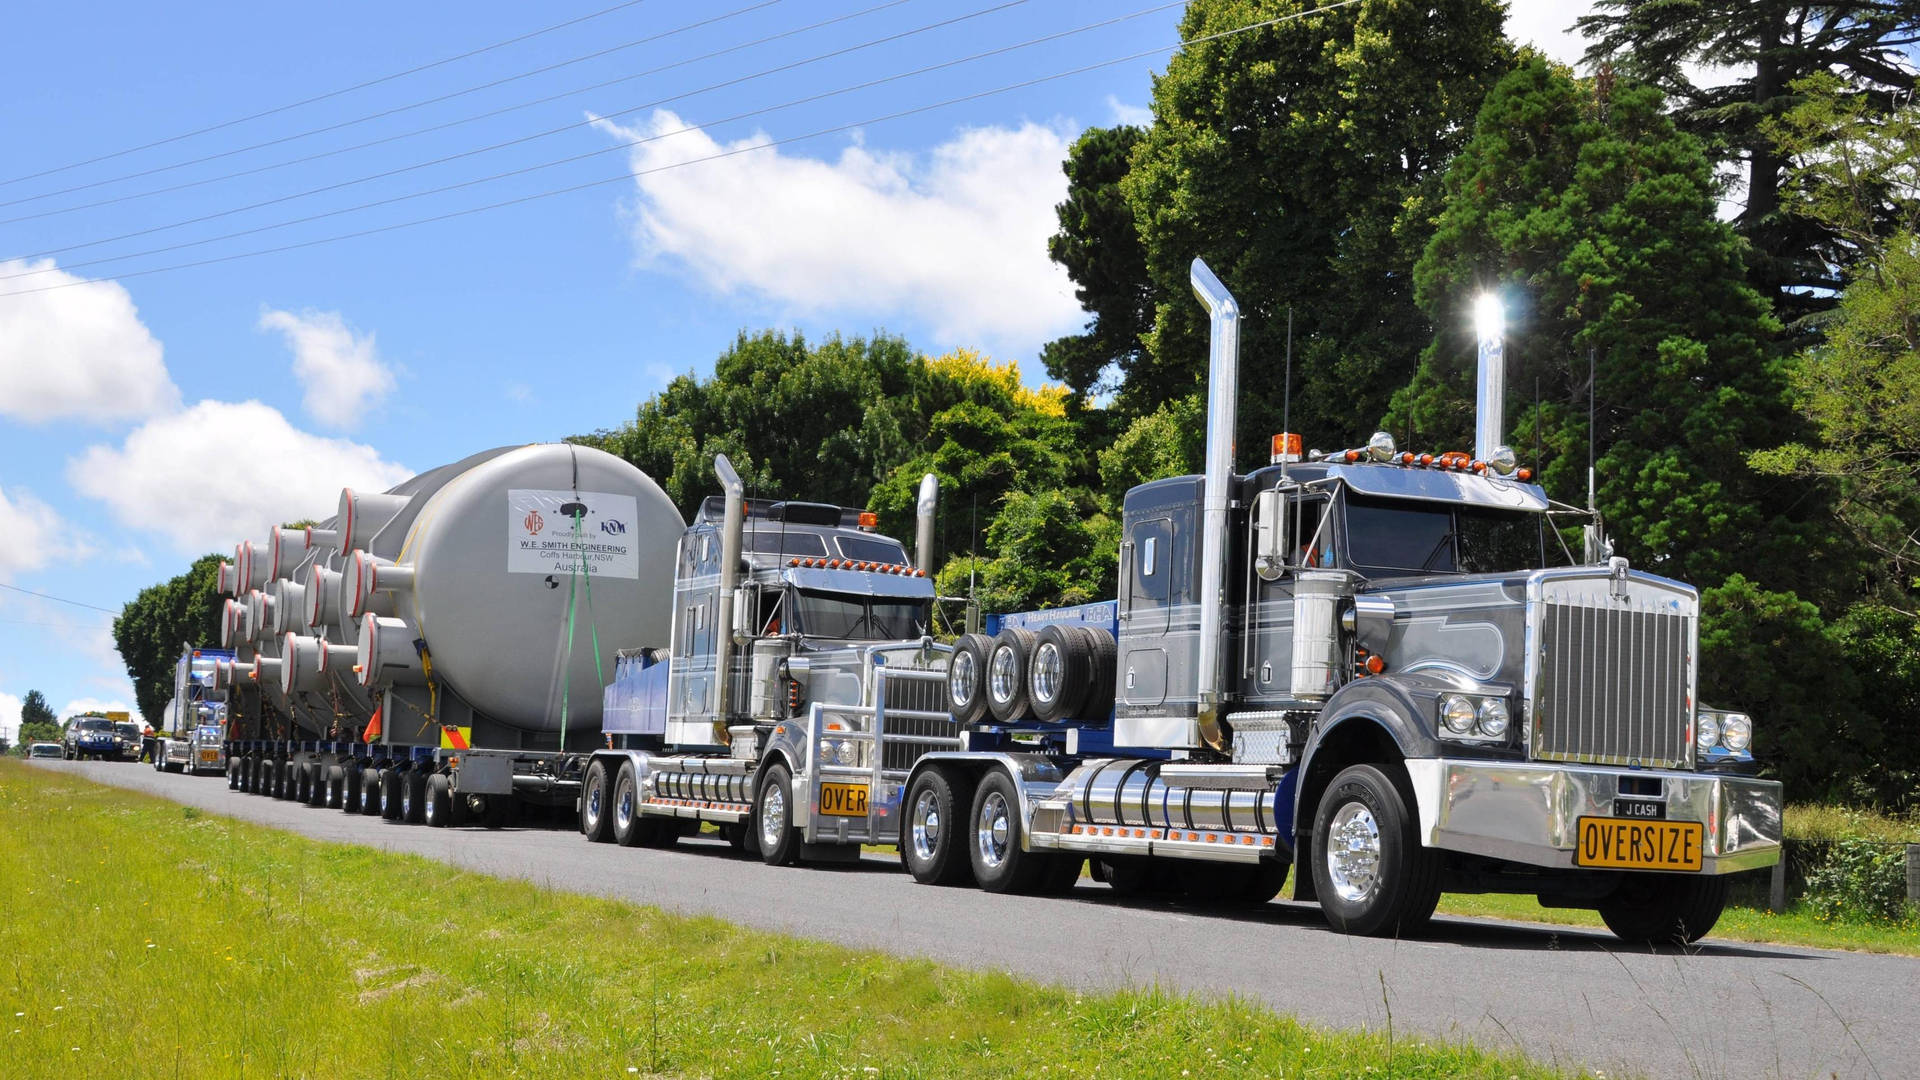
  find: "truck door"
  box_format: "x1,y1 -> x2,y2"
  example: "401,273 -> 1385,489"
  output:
1248,495 -> 1329,700
1120,514 -> 1171,706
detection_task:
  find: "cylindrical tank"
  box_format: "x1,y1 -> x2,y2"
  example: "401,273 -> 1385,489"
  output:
360,443 -> 682,731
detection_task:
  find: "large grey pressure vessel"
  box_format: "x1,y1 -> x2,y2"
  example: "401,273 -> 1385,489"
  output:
353,443 -> 682,733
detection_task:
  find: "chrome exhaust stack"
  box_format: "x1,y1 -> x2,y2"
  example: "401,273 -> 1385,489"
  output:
1189,258 -> 1240,752
914,472 -> 939,575
1474,293 -> 1506,464
712,453 -> 746,744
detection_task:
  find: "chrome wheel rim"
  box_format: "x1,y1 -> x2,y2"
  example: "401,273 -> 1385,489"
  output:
760,781 -> 788,849
424,788 -> 437,824
1326,802 -> 1382,903
910,788 -> 942,862
1030,643 -> 1062,704
976,790 -> 1011,871
401,780 -> 413,817
616,786 -> 634,832
587,784 -> 603,828
988,647 -> 1019,705
949,651 -> 977,708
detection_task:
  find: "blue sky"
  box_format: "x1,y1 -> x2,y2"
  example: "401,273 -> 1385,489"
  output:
0,1 -> 1592,737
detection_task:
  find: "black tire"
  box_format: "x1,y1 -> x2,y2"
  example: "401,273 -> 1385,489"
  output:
754,763 -> 801,867
901,768 -> 976,886
242,756 -> 260,793
580,760 -> 615,843
273,760 -> 293,800
401,770 -> 428,824
946,632 -> 995,725
1027,624 -> 1093,723
1040,854 -> 1085,895
1597,873 -> 1731,945
968,770 -> 1051,894
424,773 -> 453,828
307,766 -> 330,808
984,627 -> 1038,723
343,766 -> 364,813
1310,764 -> 1442,937
153,751 -> 165,773
611,765 -> 646,847
380,769 -> 405,820
293,763 -> 311,804
227,758 -> 242,790
360,769 -> 385,816
1077,625 -> 1117,723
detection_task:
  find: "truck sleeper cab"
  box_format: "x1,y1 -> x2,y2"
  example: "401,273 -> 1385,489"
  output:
581,460 -> 959,864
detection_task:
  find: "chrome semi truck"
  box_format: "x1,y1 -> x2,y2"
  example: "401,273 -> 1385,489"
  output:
580,458 -> 968,864
884,259 -> 1782,943
153,647 -> 231,775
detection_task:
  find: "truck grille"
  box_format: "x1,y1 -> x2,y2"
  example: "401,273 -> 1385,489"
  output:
876,672 -> 958,772
1534,600 -> 1692,768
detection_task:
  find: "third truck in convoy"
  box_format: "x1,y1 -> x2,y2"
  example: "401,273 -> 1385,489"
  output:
201,256 -> 1781,944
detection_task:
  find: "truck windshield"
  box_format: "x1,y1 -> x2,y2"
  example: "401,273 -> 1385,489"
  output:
794,590 -> 929,640
1344,495 -> 1567,577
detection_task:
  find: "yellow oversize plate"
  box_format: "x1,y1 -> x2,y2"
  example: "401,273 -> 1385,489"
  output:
818,781 -> 869,817
1574,816 -> 1704,871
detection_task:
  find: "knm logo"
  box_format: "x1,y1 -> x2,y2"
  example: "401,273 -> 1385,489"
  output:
600,519 -> 628,535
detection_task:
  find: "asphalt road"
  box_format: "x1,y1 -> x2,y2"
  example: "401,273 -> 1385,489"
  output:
33,759 -> 1918,1080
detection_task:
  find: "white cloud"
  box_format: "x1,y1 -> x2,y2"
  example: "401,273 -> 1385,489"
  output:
68,399 -> 411,553
1105,95 -> 1153,127
259,308 -> 396,429
56,695 -> 132,721
1507,1 -> 1596,68
0,483 -> 70,582
598,111 -> 1083,349
0,259 -> 180,423
0,692 -> 20,744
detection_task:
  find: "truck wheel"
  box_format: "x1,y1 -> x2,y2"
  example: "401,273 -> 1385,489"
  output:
291,763 -> 309,803
309,766 -> 332,808
1077,626 -> 1118,723
380,769 -> 405,820
1597,873 -> 1730,945
611,765 -> 648,847
243,756 -> 260,793
1311,764 -> 1441,937
360,769 -> 385,816
1234,858 -> 1291,904
228,758 -> 242,789
946,633 -> 994,725
424,774 -> 453,828
401,770 -> 428,824
1028,625 -> 1093,723
153,750 -> 165,772
754,763 -> 802,867
968,771 -> 1050,894
580,761 -> 615,843
343,767 -> 364,813
901,769 -> 975,886
985,628 -> 1037,723
324,766 -> 344,808
1040,855 -> 1085,895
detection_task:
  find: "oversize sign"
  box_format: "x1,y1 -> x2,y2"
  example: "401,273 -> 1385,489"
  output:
507,490 -> 640,579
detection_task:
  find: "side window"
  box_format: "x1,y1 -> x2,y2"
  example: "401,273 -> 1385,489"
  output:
1295,499 -> 1332,569
1132,517 -> 1171,602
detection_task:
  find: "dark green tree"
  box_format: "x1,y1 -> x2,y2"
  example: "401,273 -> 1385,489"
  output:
1118,0 -> 1511,451
112,554 -> 225,726
1040,125 -> 1152,400
19,688 -> 54,729
1578,0 -> 1920,325
1396,59 -> 1844,603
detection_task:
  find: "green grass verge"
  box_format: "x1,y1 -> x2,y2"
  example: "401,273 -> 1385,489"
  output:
0,760 -> 1571,1080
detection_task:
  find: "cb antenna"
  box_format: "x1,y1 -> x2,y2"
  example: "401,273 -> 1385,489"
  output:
1586,344 -> 1597,512
1281,305 -> 1293,479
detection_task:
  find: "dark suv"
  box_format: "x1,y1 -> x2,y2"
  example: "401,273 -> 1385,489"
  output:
63,717 -> 120,761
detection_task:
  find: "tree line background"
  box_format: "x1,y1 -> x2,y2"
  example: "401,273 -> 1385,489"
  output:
111,1 -> 1920,808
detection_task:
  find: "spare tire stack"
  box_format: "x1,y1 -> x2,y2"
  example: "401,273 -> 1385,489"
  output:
945,623 -> 1116,726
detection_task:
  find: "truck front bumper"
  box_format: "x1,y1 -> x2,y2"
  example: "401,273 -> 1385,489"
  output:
1404,758 -> 1782,875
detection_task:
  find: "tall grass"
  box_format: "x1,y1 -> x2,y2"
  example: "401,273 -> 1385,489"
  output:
0,760 -> 1570,1080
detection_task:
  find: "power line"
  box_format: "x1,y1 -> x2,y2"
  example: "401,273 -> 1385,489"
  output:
0,0 -> 663,190
0,1 -> 1361,301
3,0 -> 1157,280
0,582 -> 122,615
0,0 -> 789,211
6,0 -> 1048,267
0,0 -> 915,229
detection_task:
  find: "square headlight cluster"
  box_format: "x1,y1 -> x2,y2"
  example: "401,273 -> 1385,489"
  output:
1696,710 -> 1753,757
1438,693 -> 1511,741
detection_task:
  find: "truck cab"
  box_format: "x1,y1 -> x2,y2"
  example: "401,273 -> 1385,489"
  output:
586,460 -> 956,863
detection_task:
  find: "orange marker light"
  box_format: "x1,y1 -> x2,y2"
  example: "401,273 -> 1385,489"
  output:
1517,468 -> 1533,481
1270,432 -> 1304,464
1365,655 -> 1386,674
858,511 -> 878,529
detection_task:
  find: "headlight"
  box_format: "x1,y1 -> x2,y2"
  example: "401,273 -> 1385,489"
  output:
817,739 -> 833,764
1440,695 -> 1477,735
1697,713 -> 1721,750
1477,697 -> 1510,738
834,739 -> 856,765
1720,713 -> 1751,752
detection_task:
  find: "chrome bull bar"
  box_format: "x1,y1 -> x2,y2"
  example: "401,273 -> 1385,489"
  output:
802,662 -> 960,845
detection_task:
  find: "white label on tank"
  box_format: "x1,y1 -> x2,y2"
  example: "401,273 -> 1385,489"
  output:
507,490 -> 641,579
